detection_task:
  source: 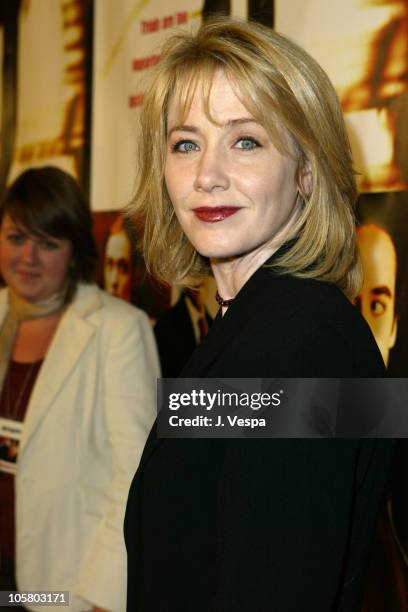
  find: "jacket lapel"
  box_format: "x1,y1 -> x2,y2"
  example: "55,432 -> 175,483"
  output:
139,261 -> 287,469
0,290 -> 9,329
19,285 -> 102,456
181,262 -> 287,376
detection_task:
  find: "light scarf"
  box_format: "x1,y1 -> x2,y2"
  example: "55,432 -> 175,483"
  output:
0,288 -> 66,395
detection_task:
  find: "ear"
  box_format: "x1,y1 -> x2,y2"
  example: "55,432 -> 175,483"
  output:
299,160 -> 313,198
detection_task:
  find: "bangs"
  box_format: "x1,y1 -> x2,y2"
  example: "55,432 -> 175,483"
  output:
163,56 -> 296,160
164,59 -> 221,128
4,195 -> 68,240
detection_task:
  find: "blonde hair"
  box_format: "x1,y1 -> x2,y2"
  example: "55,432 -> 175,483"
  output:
128,17 -> 361,298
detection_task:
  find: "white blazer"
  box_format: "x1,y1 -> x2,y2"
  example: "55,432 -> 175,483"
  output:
0,284 -> 159,612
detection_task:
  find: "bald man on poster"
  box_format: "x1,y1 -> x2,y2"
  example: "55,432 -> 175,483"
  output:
356,223 -> 398,367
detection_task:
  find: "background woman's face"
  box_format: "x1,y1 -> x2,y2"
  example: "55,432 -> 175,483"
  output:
164,71 -> 300,263
0,214 -> 72,302
104,230 -> 132,300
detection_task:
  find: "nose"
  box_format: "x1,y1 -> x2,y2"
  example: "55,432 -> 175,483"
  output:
21,239 -> 39,264
111,265 -> 119,283
193,147 -> 230,193
109,264 -> 120,291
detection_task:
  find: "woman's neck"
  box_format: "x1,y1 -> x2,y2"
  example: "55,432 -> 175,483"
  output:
210,243 -> 280,313
12,314 -> 62,362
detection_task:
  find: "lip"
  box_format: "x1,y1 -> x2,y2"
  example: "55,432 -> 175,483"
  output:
16,270 -> 41,279
192,206 -> 242,223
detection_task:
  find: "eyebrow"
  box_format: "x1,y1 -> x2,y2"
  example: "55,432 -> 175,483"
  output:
371,286 -> 393,298
3,221 -> 23,232
167,118 -> 259,138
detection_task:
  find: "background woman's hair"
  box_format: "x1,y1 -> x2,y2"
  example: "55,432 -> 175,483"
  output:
0,166 -> 98,289
128,17 -> 360,298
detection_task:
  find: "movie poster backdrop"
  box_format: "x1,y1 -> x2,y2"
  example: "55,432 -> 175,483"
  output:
0,0 -> 93,193
0,1 -> 408,607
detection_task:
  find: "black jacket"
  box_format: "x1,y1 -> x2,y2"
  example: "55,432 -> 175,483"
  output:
125,261 -> 393,611
154,296 -> 197,377
154,294 -> 212,377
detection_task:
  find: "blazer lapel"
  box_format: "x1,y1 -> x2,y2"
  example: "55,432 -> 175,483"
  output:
19,285 -> 102,456
139,250 -> 292,471
0,290 -> 9,329
181,261 -> 287,377
139,264 -> 283,468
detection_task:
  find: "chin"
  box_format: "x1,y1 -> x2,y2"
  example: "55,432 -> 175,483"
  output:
195,247 -> 234,260
191,238 -> 241,260
194,244 -> 250,261
11,284 -> 47,303
12,291 -> 37,302
21,291 -> 44,302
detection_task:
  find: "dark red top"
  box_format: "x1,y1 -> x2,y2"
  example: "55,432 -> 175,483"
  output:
0,360 -> 43,560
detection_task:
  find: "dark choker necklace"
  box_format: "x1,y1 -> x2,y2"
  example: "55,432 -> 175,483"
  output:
215,291 -> 235,307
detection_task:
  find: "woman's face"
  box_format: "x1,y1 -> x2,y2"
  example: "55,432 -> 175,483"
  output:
0,214 -> 72,302
164,71 -> 300,263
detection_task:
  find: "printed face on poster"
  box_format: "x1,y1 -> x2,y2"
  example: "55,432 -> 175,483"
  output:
356,191 -> 408,375
92,210 -> 172,320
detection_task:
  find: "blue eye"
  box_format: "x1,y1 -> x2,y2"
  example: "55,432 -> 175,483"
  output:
172,140 -> 199,153
236,137 -> 260,150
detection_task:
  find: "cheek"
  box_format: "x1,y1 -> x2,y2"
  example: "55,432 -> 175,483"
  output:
165,163 -> 192,206
369,308 -> 392,335
46,249 -> 72,281
0,245 -> 15,271
0,247 -> 10,265
238,162 -> 292,198
164,173 -> 178,206
164,160 -> 175,197
122,274 -> 131,288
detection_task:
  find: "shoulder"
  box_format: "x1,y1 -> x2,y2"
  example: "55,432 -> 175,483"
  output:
281,275 -> 373,335
291,278 -> 384,375
72,283 -> 151,325
234,272 -> 385,376
277,275 -> 367,335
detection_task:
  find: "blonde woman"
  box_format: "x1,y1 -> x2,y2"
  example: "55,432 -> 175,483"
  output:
125,19 -> 393,611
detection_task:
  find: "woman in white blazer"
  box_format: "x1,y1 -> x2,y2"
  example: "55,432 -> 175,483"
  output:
0,167 -> 159,612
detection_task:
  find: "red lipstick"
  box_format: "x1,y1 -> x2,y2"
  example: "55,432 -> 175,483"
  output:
193,207 -> 241,223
